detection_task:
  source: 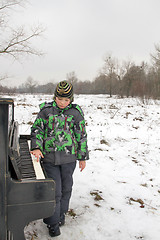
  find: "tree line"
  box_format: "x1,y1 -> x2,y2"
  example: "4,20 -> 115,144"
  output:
1,50 -> 160,100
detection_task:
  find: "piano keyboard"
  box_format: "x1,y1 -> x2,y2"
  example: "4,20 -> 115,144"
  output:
19,139 -> 45,180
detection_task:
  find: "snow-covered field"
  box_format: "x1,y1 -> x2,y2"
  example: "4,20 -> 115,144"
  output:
3,94 -> 160,240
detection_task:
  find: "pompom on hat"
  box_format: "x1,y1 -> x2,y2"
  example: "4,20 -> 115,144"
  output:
54,80 -> 74,102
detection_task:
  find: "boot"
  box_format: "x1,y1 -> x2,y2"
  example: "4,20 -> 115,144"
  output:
47,223 -> 61,237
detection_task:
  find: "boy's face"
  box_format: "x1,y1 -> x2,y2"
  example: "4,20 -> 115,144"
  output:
55,97 -> 71,109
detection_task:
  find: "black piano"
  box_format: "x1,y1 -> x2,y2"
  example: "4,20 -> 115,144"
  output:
0,98 -> 56,240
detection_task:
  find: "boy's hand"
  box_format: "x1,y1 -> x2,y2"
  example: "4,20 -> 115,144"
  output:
30,149 -> 44,162
79,161 -> 86,172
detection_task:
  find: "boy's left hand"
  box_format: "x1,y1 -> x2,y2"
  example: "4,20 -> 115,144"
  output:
79,161 -> 86,172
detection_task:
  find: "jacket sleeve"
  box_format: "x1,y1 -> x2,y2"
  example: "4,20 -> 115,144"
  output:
30,109 -> 47,152
73,105 -> 89,161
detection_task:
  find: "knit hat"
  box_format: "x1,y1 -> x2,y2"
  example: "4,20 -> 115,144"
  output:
54,81 -> 74,101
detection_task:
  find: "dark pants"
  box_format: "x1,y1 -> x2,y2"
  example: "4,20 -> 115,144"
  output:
43,161 -> 77,225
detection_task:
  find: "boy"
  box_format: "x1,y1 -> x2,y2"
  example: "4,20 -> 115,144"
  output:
30,81 -> 89,237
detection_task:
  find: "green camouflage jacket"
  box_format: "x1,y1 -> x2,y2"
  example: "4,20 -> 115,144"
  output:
31,101 -> 89,165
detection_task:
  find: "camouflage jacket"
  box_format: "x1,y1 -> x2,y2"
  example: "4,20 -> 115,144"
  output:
31,101 -> 89,165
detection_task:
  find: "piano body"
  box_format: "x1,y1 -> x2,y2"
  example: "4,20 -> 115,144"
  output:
0,98 -> 56,240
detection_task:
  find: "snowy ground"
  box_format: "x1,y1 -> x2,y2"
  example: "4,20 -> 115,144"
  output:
2,94 -> 160,240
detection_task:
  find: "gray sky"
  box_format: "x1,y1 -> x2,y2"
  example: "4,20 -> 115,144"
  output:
1,0 -> 160,87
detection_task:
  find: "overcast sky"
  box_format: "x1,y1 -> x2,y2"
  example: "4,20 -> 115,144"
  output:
1,0 -> 160,87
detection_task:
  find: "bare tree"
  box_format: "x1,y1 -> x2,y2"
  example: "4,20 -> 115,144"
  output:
0,25 -> 44,59
0,0 -> 44,81
150,43 -> 160,97
24,76 -> 37,93
150,43 -> 160,67
120,59 -> 135,97
66,71 -> 78,85
101,53 -> 119,97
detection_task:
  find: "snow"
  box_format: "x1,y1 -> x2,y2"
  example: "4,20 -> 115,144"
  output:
3,93 -> 160,240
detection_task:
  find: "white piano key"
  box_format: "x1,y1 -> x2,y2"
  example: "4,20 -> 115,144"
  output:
28,140 -> 45,180
30,154 -> 45,180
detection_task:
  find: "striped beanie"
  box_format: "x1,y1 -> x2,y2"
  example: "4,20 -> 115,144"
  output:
54,81 -> 74,101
